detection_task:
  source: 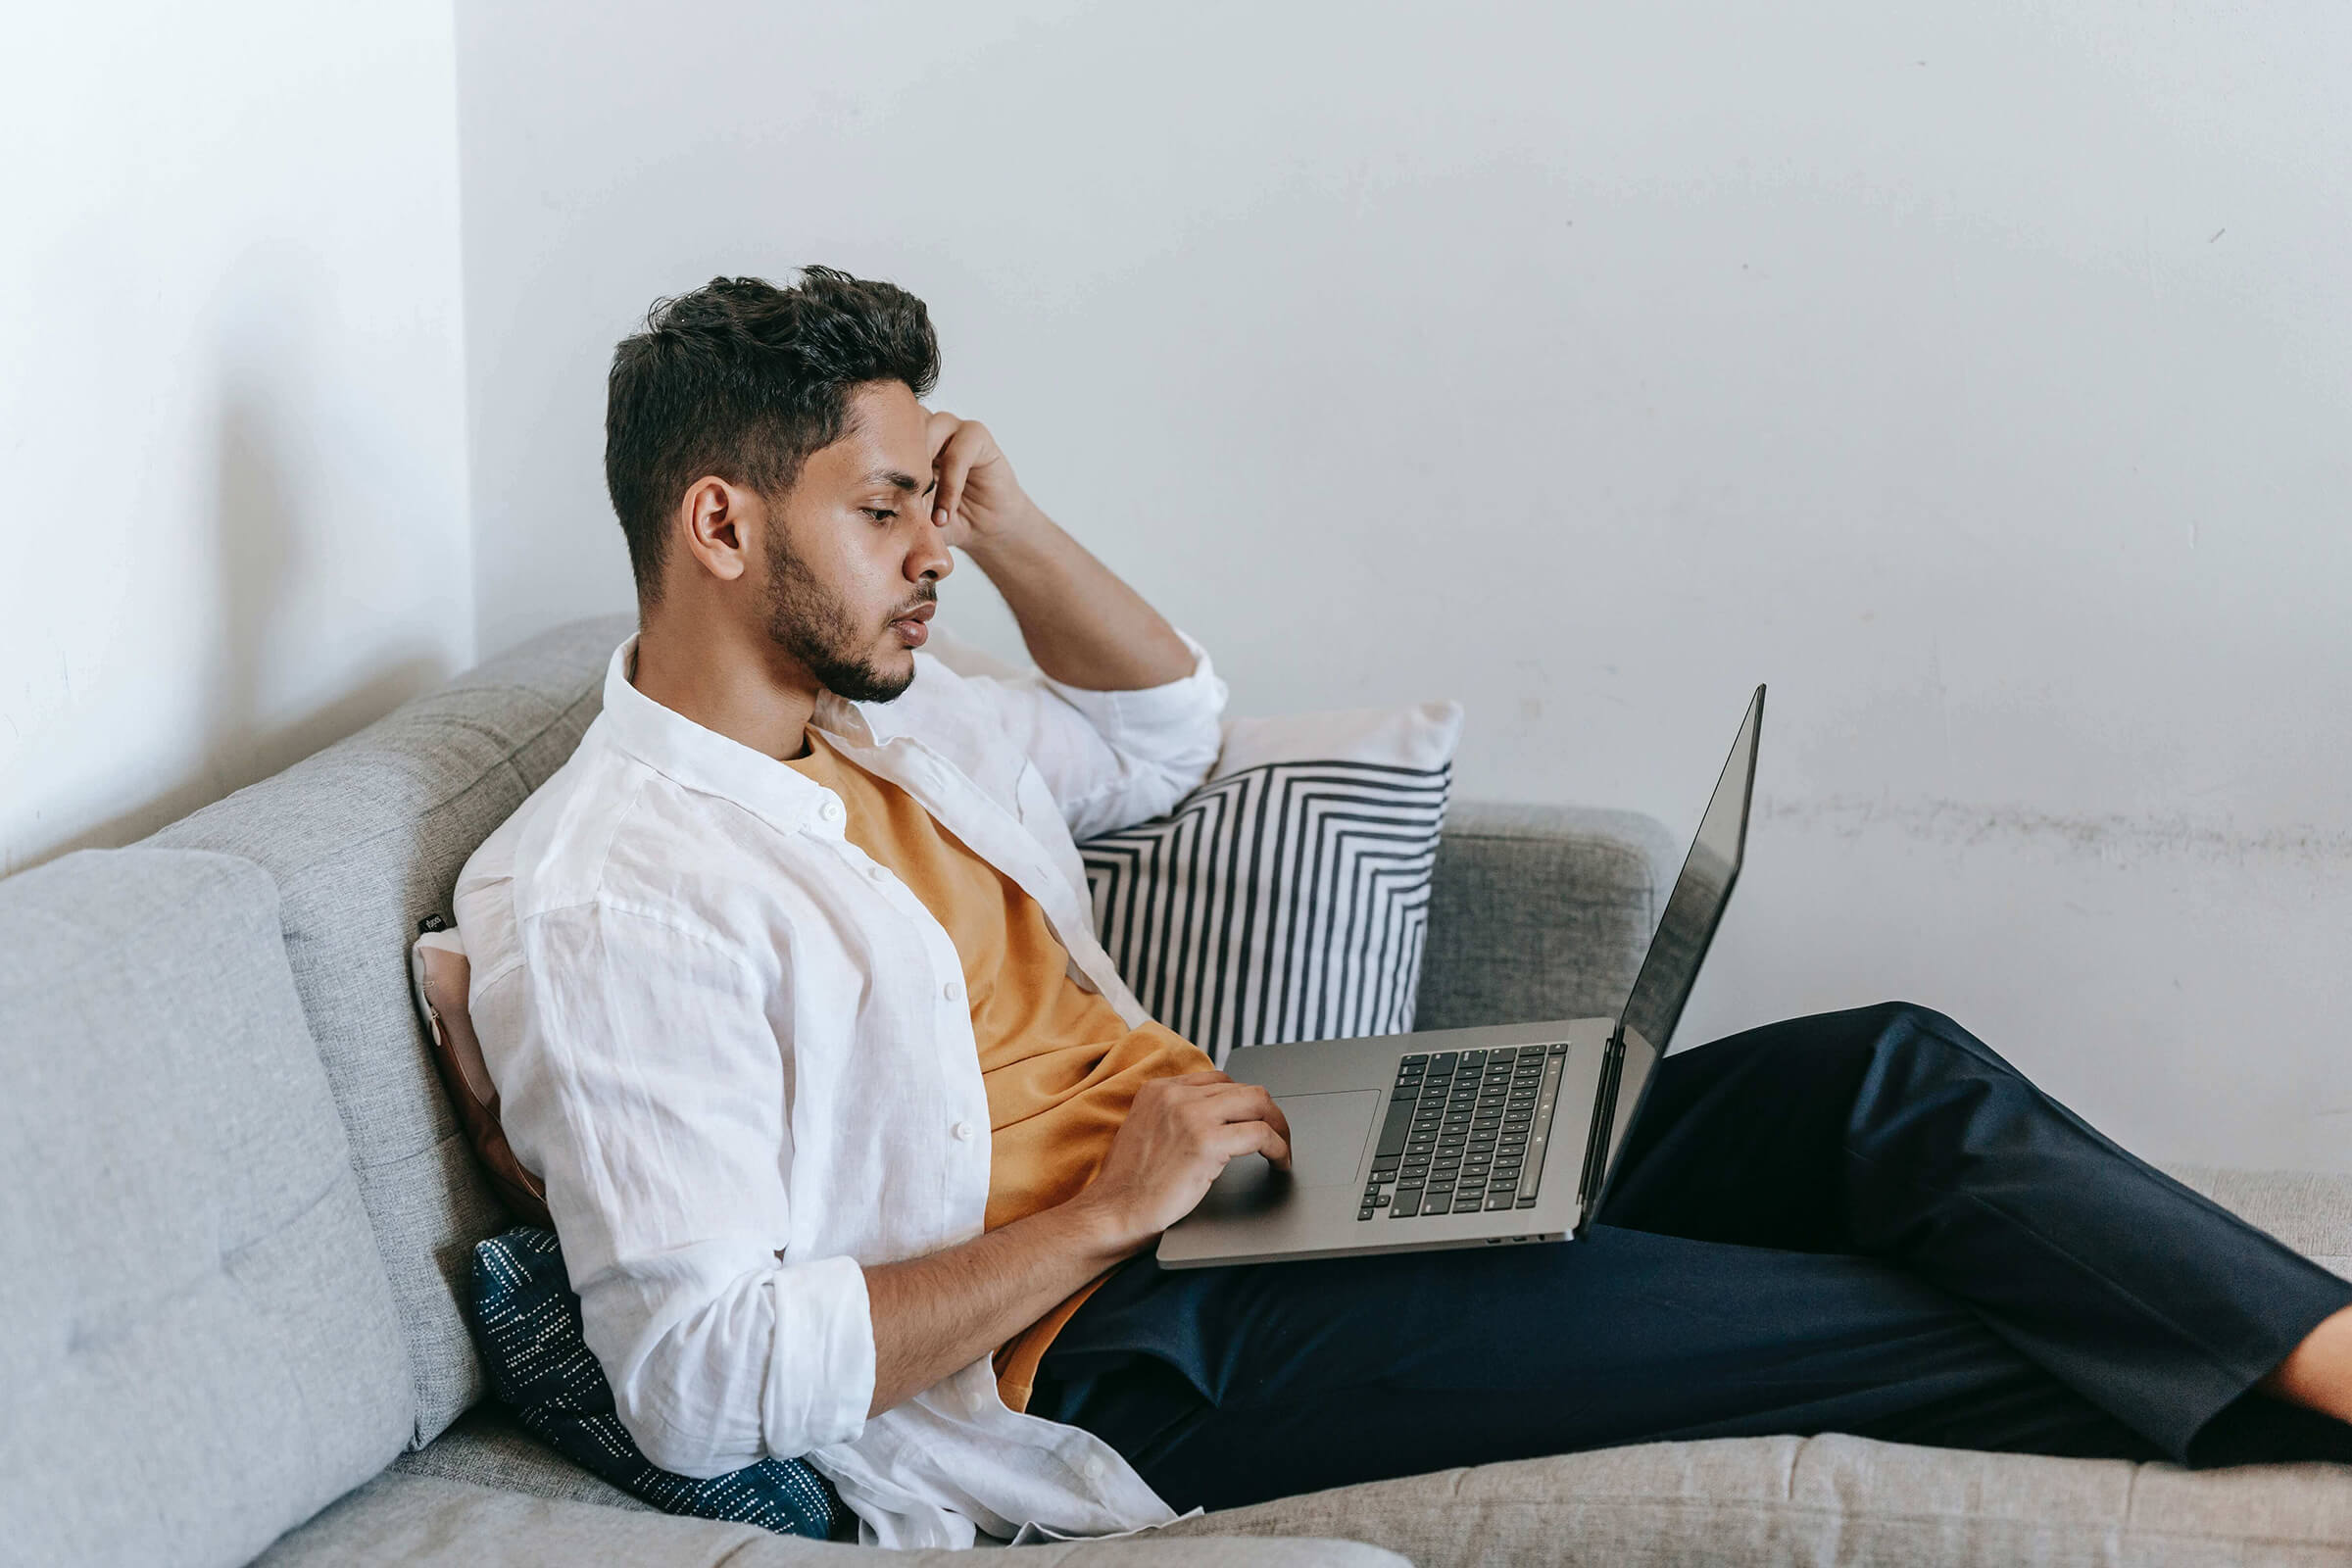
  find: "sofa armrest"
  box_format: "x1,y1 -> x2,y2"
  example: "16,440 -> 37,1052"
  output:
1415,801 -> 1680,1032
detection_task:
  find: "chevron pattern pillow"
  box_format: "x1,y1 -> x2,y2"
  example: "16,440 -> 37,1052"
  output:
466,1225 -> 842,1540
1078,701 -> 1463,1065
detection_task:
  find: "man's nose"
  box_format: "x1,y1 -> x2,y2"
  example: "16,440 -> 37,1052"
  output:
907,520 -> 954,583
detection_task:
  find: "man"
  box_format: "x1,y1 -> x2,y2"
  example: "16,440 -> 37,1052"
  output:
456,269 -> 2352,1549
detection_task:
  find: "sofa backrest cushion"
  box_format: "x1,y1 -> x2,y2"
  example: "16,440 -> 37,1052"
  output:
148,615 -> 632,1446
1415,802 -> 1678,1031
0,848 -> 414,1568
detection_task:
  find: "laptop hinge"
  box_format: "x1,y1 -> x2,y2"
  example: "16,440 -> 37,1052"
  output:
1577,1026 -> 1628,1222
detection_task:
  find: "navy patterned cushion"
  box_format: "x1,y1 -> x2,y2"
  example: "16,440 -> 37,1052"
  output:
466,1225 -> 841,1539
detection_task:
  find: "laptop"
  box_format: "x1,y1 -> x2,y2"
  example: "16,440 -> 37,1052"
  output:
1156,685 -> 1763,1267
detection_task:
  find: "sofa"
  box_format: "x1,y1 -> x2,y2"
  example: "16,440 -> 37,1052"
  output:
10,613 -> 2352,1568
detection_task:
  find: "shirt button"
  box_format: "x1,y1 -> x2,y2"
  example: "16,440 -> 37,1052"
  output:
818,797 -> 843,823
952,1120 -> 975,1142
943,979 -> 964,1003
1082,1456 -> 1106,1482
864,863 -> 888,882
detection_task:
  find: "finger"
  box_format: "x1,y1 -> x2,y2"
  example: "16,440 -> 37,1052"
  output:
931,430 -> 973,527
1203,1086 -> 1298,1133
1221,1086 -> 1290,1166
1232,1089 -> 1293,1160
922,413 -> 962,525
1205,1118 -> 1292,1171
1249,1113 -> 1293,1170
1182,1087 -> 1293,1171
1162,1069 -> 1234,1088
924,409 -> 959,462
1185,1081 -> 1282,1124
1257,1091 -> 1293,1148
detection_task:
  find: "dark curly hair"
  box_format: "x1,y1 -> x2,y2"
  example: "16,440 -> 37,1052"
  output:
604,269 -> 941,601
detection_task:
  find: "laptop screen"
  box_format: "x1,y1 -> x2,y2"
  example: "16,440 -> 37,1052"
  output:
1582,686 -> 1763,1214
1616,685 -> 1763,1062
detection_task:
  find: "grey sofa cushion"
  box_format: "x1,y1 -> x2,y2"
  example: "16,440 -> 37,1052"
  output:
1164,1431 -> 2352,1567
397,1163 -> 2352,1564
1153,1163 -> 2352,1567
390,1403 -> 655,1514
1415,802 -> 1678,1031
148,616 -> 634,1446
0,849 -> 413,1568
252,1472 -> 1403,1567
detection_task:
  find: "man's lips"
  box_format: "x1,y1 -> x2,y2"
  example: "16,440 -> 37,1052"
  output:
889,601 -> 935,648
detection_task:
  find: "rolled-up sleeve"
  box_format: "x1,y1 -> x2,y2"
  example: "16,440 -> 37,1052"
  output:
963,629 -> 1229,840
501,901 -> 874,1477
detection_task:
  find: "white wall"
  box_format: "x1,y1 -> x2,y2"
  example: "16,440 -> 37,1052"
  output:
0,1 -> 473,875
453,3 -> 2352,1168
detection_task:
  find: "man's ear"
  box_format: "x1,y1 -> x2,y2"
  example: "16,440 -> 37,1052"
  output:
677,476 -> 758,584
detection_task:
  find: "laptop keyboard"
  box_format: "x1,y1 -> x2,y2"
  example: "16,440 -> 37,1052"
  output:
1359,1044 -> 1570,1220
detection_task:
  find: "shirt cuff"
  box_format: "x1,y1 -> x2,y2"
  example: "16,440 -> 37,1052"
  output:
763,1252 -> 874,1454
1033,628 -> 1229,753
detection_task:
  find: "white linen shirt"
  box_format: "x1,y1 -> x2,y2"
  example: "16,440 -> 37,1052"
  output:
452,630 -> 1228,1548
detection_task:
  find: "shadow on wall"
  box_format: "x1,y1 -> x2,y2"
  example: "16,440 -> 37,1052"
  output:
8,360 -> 451,876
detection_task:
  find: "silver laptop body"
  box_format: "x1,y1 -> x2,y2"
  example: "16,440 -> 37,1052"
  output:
1156,685 -> 1763,1268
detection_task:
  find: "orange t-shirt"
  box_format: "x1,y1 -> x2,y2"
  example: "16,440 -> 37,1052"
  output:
784,730 -> 1213,1411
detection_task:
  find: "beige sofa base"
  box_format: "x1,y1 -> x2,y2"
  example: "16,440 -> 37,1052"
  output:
256,1471 -> 1398,1568
1165,1432 -> 2352,1567
385,1162 -> 2352,1565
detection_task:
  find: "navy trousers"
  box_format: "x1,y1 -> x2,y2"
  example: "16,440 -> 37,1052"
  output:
1027,1004 -> 2352,1513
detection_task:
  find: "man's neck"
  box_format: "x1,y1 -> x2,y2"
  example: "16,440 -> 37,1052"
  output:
630,612 -> 821,762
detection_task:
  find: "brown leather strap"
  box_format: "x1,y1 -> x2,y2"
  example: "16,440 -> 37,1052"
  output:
415,939 -> 554,1229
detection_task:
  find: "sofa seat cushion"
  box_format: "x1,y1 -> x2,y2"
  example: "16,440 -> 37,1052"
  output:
399,1411 -> 2352,1567
375,1159 -> 2352,1563
1156,1164 -> 2352,1566
252,1471 -> 1403,1567
0,849 -> 414,1568
1166,1431 -> 2352,1567
391,1403 -> 654,1513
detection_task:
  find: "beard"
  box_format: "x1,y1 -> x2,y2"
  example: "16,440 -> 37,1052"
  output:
761,529 -> 923,704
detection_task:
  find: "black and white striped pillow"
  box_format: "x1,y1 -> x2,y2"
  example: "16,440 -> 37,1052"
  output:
1078,702 -> 1462,1065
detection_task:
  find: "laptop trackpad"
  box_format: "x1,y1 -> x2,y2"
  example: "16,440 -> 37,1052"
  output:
1194,1089 -> 1380,1215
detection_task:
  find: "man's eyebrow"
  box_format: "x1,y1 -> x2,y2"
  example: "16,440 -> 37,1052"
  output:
862,468 -> 938,498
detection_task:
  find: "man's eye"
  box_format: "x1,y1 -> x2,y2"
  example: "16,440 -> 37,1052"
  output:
861,508 -> 896,522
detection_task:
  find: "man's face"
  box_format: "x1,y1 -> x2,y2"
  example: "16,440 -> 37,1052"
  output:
759,379 -> 950,703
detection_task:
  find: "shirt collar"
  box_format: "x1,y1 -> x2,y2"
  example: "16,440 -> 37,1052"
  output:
598,634 -> 877,836
812,688 -> 880,746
